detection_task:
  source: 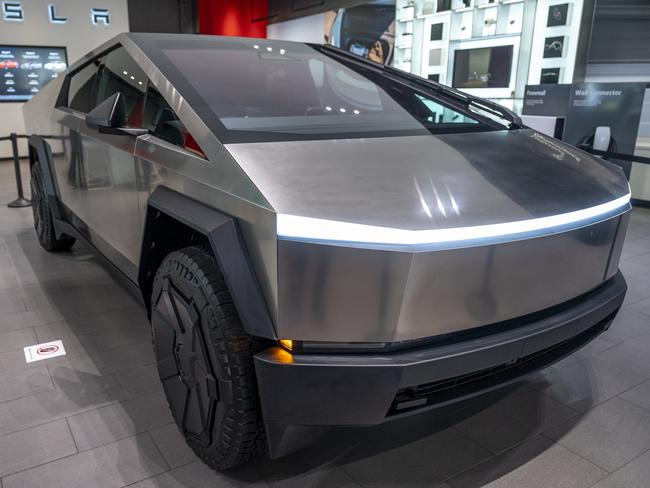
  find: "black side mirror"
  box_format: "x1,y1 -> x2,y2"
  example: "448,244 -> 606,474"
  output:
85,92 -> 148,136
86,92 -> 127,130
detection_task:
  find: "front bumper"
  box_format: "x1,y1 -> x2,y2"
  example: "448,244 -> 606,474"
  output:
255,271 -> 626,457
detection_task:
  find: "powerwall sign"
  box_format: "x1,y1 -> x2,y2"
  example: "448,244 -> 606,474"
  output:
1,2 -> 110,25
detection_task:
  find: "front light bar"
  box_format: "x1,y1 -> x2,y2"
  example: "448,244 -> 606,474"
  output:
276,193 -> 631,249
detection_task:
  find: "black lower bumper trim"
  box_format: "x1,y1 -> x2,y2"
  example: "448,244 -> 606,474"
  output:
254,272 -> 626,456
389,311 -> 614,416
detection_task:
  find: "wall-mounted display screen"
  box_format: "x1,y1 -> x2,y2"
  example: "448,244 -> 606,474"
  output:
452,45 -> 513,89
0,45 -> 67,102
540,67 -> 560,84
547,4 -> 569,27
543,36 -> 564,58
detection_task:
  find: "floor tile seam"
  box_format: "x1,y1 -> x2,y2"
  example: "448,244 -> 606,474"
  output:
539,431 -> 632,474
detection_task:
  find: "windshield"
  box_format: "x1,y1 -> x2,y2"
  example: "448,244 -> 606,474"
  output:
154,38 -> 506,143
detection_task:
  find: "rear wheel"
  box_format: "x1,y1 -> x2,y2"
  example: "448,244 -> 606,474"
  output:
30,163 -> 75,252
150,246 -> 267,469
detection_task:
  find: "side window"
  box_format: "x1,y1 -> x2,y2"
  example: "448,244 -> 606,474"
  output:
95,46 -> 147,127
143,87 -> 205,158
414,94 -> 479,125
67,57 -> 103,113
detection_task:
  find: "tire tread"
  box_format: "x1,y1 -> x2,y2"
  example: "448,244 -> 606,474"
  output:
151,246 -> 267,470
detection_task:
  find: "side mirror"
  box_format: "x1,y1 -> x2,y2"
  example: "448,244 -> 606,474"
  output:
85,92 -> 127,130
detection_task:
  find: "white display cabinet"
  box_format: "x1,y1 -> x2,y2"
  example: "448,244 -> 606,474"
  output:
394,0 -> 417,72
450,10 -> 474,39
527,1 -> 582,85
452,0 -> 471,10
499,1 -> 525,34
473,4 -> 499,37
395,0 -> 591,109
400,5 -> 415,21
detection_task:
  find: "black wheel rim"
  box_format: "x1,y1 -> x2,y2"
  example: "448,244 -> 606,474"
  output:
152,276 -> 219,446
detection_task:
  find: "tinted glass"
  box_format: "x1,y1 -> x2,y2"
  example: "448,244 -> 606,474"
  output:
96,47 -> 147,126
151,38 -> 501,143
415,94 -> 478,125
143,87 -> 204,157
67,57 -> 102,113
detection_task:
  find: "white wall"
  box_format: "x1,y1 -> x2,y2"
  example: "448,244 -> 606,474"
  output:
0,0 -> 129,158
267,13 -> 326,44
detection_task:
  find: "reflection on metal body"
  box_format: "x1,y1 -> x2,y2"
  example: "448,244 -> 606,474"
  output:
22,33 -> 631,345
122,34 -> 280,321
278,214 -> 622,342
133,135 -> 279,320
226,130 -> 629,232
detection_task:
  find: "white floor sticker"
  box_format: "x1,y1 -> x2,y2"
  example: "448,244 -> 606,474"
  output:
24,340 -> 66,363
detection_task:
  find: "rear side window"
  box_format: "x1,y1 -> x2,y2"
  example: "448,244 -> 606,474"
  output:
143,87 -> 205,158
67,58 -> 102,113
95,46 -> 147,126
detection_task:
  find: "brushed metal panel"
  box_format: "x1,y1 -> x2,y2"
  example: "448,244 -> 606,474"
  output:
134,136 -> 280,323
227,130 -> 630,232
277,215 -> 623,342
277,240 -> 413,342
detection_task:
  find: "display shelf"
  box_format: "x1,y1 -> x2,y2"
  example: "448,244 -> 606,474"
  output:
399,0 -> 590,105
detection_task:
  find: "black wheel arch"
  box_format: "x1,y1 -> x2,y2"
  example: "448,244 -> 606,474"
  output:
139,186 -> 277,341
28,136 -> 62,218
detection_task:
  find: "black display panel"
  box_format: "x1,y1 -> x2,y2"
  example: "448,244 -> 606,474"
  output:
540,67 -> 560,84
436,0 -> 451,12
543,36 -> 564,58
0,45 -> 67,102
452,45 -> 513,89
430,23 -> 443,41
547,4 -> 568,27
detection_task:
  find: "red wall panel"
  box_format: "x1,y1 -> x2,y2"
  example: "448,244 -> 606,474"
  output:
198,0 -> 268,38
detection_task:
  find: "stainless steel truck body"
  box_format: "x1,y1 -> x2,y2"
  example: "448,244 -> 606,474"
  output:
23,33 -> 630,468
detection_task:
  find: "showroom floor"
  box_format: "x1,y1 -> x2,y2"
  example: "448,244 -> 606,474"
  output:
1,160 -> 650,488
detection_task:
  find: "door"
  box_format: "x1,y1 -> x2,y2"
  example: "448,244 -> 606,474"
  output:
57,46 -> 147,281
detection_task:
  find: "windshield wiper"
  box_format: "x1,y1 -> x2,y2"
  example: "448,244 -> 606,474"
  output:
316,44 -> 522,129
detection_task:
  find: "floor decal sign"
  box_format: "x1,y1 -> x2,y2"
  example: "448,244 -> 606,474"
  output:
24,340 -> 66,363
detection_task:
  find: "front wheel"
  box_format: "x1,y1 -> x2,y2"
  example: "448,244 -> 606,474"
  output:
150,246 -> 267,469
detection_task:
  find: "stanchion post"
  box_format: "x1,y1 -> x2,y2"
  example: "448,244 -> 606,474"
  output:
7,132 -> 32,208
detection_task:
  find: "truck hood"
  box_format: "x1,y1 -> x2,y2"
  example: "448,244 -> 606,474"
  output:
225,129 -> 629,237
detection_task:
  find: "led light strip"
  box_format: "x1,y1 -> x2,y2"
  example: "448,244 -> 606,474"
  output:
277,193 -> 631,246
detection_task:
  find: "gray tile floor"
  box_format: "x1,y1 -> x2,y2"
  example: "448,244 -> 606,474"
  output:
1,159 -> 650,488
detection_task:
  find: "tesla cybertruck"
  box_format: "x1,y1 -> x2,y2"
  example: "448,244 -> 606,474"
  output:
24,33 -> 630,468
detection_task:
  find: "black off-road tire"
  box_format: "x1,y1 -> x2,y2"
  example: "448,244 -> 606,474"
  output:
150,246 -> 267,470
30,163 -> 75,252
